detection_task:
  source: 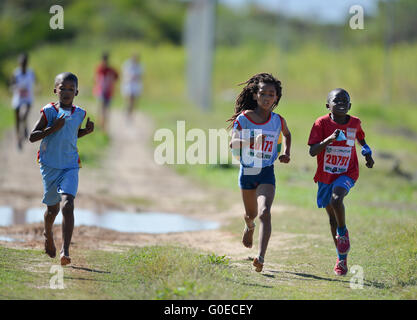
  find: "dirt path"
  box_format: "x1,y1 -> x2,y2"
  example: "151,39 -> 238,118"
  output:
0,105 -> 255,261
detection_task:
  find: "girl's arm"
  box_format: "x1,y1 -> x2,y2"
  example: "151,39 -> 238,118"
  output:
279,117 -> 291,163
229,129 -> 258,149
29,114 -> 65,143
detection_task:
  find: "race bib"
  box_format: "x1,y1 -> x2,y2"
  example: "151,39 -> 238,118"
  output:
346,128 -> 357,146
241,129 -> 277,166
57,108 -> 73,121
323,145 -> 352,174
19,88 -> 29,98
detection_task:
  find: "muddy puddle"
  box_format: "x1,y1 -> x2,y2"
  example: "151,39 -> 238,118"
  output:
0,206 -> 220,237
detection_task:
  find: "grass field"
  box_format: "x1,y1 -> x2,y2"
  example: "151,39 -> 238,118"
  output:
0,40 -> 416,300
1,225 -> 415,300
0,101 -> 13,140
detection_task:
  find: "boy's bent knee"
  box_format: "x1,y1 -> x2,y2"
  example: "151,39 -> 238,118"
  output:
330,194 -> 344,208
46,203 -> 60,216
62,194 -> 74,212
245,212 -> 257,221
258,207 -> 271,222
62,201 -> 74,211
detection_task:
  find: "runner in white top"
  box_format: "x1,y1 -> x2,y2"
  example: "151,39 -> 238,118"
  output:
10,53 -> 36,150
121,54 -> 144,119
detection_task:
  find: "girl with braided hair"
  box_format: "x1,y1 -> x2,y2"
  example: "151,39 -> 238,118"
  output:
229,73 -> 292,272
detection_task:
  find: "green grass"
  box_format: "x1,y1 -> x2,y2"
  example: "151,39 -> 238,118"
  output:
77,112 -> 109,168
0,246 -> 254,300
0,101 -> 14,139
87,246 -> 241,299
0,246 -> 95,299
1,233 -> 416,299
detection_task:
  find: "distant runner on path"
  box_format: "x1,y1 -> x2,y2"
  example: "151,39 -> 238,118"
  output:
10,53 -> 36,150
94,52 -> 118,133
121,53 -> 144,120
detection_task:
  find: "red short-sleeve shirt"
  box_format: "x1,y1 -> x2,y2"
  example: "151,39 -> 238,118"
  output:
93,63 -> 119,99
308,114 -> 365,184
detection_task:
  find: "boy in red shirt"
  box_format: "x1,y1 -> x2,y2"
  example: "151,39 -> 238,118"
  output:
308,88 -> 374,275
93,52 -> 118,132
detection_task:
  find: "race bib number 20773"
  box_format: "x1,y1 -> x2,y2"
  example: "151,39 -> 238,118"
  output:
323,146 -> 352,174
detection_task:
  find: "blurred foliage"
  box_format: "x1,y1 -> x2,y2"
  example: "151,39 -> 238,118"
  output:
1,0 -> 417,88
216,0 -> 417,49
0,0 -> 186,83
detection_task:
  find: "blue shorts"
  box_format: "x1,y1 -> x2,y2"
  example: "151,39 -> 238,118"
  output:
239,165 -> 275,190
317,175 -> 355,208
40,165 -> 79,206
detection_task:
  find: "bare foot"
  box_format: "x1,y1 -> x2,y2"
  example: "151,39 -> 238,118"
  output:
60,252 -> 71,266
242,223 -> 255,248
253,257 -> 264,272
43,231 -> 56,258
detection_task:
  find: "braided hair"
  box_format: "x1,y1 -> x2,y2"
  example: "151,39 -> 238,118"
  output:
227,73 -> 282,128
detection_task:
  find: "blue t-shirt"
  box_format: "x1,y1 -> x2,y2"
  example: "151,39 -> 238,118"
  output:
38,102 -> 86,169
233,111 -> 283,168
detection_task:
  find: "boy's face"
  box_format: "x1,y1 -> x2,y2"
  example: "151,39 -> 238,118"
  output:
326,90 -> 351,116
253,82 -> 277,111
54,79 -> 78,106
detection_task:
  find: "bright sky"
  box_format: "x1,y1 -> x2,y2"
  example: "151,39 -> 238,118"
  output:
219,0 -> 379,23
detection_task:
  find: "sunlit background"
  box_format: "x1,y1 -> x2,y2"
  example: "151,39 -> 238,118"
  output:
0,0 -> 416,300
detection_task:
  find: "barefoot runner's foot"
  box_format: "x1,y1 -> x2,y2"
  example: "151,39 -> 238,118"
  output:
253,256 -> 264,272
43,231 -> 56,258
242,223 -> 255,248
60,251 -> 71,266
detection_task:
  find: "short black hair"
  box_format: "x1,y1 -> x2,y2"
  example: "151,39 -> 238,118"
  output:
327,88 -> 350,104
54,72 -> 78,88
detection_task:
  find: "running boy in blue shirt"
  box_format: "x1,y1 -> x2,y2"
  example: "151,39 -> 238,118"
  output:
29,72 -> 94,266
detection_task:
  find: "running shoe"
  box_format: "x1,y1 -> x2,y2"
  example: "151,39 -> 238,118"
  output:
336,230 -> 350,255
334,258 -> 348,276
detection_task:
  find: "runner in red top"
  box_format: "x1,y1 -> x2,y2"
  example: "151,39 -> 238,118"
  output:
308,88 -> 374,276
309,113 -> 364,184
94,52 -> 118,133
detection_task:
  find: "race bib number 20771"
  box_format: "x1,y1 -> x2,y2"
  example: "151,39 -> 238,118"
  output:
323,146 -> 352,174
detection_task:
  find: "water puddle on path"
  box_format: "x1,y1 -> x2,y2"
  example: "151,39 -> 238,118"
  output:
0,206 -> 220,235
0,236 -> 24,243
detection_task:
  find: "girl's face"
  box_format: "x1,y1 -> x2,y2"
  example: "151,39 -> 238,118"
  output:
253,82 -> 277,111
